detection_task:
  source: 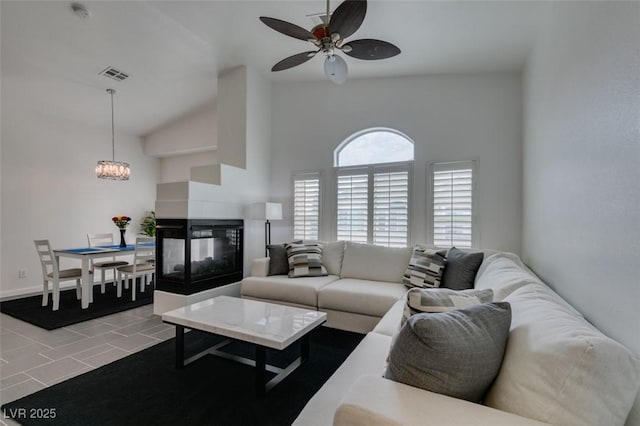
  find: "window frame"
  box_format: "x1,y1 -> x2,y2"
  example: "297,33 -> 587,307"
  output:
334,127 -> 415,167
426,159 -> 479,248
291,171 -> 322,241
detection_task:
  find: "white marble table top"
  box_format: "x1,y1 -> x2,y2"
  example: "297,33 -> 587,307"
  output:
162,296 -> 327,350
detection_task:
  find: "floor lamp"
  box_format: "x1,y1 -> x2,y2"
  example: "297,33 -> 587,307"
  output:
250,202 -> 283,256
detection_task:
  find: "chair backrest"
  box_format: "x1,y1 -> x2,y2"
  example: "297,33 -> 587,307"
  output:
87,233 -> 114,247
34,239 -> 58,278
133,236 -> 155,267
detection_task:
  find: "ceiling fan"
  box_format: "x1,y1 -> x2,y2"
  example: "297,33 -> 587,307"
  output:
260,0 -> 400,84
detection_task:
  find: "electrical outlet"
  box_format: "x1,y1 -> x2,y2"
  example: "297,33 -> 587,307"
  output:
18,269 -> 27,279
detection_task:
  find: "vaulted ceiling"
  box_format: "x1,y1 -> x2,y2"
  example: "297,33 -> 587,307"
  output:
1,1 -> 546,136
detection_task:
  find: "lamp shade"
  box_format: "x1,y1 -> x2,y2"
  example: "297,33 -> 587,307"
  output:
324,55 -> 348,85
250,202 -> 283,221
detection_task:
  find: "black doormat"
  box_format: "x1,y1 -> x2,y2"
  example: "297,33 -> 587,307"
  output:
1,326 -> 365,426
0,282 -> 154,330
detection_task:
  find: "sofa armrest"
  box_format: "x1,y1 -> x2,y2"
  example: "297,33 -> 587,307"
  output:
251,257 -> 270,277
333,375 -> 549,426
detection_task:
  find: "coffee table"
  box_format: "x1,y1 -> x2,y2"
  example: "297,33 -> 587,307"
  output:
162,296 -> 327,395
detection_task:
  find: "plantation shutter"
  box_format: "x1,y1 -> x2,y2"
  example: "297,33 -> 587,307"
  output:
336,163 -> 411,246
293,174 -> 320,240
336,174 -> 369,243
432,162 -> 474,248
373,171 -> 409,247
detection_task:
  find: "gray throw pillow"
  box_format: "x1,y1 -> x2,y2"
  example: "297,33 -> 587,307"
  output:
285,243 -> 328,278
385,302 -> 511,403
441,247 -> 484,290
403,287 -> 494,325
267,240 -> 302,275
402,247 -> 448,288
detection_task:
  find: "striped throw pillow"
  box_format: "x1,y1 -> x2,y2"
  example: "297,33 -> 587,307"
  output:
402,287 -> 494,325
285,243 -> 328,278
402,247 -> 447,288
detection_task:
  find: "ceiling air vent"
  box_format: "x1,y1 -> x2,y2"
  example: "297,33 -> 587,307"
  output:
98,66 -> 130,82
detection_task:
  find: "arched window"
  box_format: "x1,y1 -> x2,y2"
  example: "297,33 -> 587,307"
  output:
334,128 -> 414,166
334,128 -> 414,247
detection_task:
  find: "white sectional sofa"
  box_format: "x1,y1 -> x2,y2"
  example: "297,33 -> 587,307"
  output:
240,242 -> 640,425
241,241 -> 414,333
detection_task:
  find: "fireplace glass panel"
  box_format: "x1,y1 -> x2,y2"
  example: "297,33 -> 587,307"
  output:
162,238 -> 186,280
189,228 -> 240,280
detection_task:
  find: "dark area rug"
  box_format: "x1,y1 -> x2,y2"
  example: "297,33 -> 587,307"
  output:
0,282 -> 153,330
1,326 -> 364,426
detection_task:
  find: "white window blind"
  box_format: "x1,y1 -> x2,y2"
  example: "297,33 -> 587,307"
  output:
432,162 -> 474,248
337,174 -> 368,243
337,164 -> 411,246
293,175 -> 320,240
373,171 -> 409,247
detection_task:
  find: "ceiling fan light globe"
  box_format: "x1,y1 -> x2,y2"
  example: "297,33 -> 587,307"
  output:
341,44 -> 353,53
324,55 -> 348,85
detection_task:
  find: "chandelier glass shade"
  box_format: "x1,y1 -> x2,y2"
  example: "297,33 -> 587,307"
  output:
96,88 -> 130,180
96,160 -> 130,180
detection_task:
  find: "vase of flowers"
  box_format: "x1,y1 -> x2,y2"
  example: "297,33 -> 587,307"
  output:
112,215 -> 132,247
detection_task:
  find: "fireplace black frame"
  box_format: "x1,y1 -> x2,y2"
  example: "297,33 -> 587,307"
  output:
155,218 -> 243,295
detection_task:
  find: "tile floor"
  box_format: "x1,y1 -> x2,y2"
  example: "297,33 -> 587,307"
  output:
0,305 -> 173,425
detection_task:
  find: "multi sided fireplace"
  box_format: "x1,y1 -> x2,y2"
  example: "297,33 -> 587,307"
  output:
155,219 -> 243,295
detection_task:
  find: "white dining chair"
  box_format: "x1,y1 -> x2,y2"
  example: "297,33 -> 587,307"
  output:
87,233 -> 129,294
116,236 -> 155,301
34,239 -> 83,311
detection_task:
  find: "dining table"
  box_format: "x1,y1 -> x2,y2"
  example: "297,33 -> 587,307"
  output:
54,243 -> 155,309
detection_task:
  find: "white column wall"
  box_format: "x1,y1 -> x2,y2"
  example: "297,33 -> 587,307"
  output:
522,2 -> 640,355
269,73 -> 523,254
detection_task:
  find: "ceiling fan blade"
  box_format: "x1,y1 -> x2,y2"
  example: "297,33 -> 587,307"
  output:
260,17 -> 316,42
329,0 -> 367,40
342,39 -> 401,60
271,51 -> 318,72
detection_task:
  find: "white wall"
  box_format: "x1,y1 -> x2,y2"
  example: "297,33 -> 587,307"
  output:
143,103 -> 217,156
269,73 -> 523,253
159,151 -> 218,184
523,2 -> 640,355
1,108 -> 159,299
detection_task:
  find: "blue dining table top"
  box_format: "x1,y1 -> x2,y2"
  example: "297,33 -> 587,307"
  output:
57,243 -> 154,254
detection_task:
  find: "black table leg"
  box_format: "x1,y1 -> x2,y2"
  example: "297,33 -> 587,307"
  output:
255,345 -> 266,396
301,334 -> 310,363
175,325 -> 184,369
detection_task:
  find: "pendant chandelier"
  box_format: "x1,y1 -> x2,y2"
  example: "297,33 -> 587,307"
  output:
96,88 -> 130,180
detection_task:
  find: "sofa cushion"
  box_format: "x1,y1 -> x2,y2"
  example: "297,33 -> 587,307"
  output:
305,240 -> 345,276
403,287 -> 494,324
293,332 -> 392,426
334,375 -> 548,426
440,247 -> 484,290
372,299 -> 405,337
341,242 -> 411,284
318,278 -> 407,317
485,284 -> 640,426
474,253 -> 541,301
385,302 -> 512,403
402,247 -> 447,288
286,243 -> 328,278
267,240 -> 302,276
240,275 -> 339,307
